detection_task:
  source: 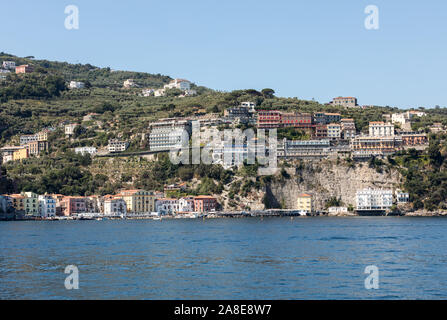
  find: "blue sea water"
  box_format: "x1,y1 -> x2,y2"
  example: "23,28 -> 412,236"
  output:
0,217 -> 446,299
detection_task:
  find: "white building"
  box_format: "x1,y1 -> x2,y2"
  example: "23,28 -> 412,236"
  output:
104,198 -> 127,216
74,146 -> 97,156
164,79 -> 191,90
148,119 -> 192,151
395,190 -> 410,204
69,81 -> 85,89
356,188 -> 393,211
123,79 -> 138,88
65,123 -> 78,136
2,61 -> 16,70
20,134 -> 38,145
328,207 -> 348,215
327,123 -> 341,140
108,139 -> 129,153
154,88 -> 166,97
38,195 -> 56,218
179,197 -> 195,212
156,198 -> 179,215
369,122 -> 395,137
142,88 -> 154,97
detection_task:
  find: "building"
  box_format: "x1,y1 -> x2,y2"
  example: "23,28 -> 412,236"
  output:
278,139 -> 331,158
142,88 -> 154,97
351,136 -> 402,157
8,194 -> 25,213
257,110 -> 282,129
27,141 -> 48,156
37,130 -> 49,142
327,123 -> 341,140
154,88 -> 166,97
178,197 -> 195,212
331,97 -> 358,108
164,79 -> 191,90
325,113 -> 342,124
194,196 -> 217,213
65,123 -> 78,136
75,146 -> 97,156
148,119 -> 192,151
21,192 -> 39,216
60,197 -> 87,216
313,124 -> 328,139
38,195 -> 56,218
108,139 -> 129,153
69,81 -> 85,89
369,122 -> 395,137
400,133 -> 428,147
224,105 -> 256,125
356,188 -> 393,211
20,134 -> 38,145
2,61 -> 16,69
1,146 -> 25,163
297,194 -> 313,213
340,119 -> 356,140
155,198 -> 180,215
13,147 -> 29,161
395,190 -> 410,204
281,112 -> 313,131
123,79 -> 138,88
328,207 -> 348,216
15,64 -> 34,74
117,190 -> 157,213
103,197 -> 127,216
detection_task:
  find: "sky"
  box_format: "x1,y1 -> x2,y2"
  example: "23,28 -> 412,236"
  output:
1,0 -> 446,109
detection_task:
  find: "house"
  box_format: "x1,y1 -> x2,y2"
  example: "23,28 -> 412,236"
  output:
15,64 -> 34,74
164,79 -> 191,90
103,197 -> 127,216
369,122 -> 395,137
65,123 -> 78,136
116,190 -> 157,213
38,195 -> 56,218
74,146 -> 97,156
331,97 -> 358,108
142,88 -> 154,97
154,88 -> 166,97
194,196 -> 217,213
69,81 -> 85,89
155,198 -> 179,215
297,194 -> 313,213
356,188 -> 393,211
2,61 -> 16,70
108,139 -> 129,153
123,79 -> 138,88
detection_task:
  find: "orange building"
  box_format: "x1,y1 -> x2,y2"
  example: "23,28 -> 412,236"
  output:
194,196 -> 218,213
15,65 -> 34,74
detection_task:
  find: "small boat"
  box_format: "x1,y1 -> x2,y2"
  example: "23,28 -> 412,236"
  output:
153,216 -> 162,221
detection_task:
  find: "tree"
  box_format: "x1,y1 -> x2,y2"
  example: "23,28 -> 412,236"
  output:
261,88 -> 275,99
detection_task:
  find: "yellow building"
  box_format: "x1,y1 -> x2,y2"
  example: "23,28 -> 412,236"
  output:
8,194 -> 25,212
297,193 -> 313,213
37,130 -> 48,141
21,192 -> 39,216
117,190 -> 157,213
13,147 -> 29,161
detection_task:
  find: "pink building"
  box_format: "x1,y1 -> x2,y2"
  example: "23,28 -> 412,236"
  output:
194,196 -> 218,213
59,197 -> 86,216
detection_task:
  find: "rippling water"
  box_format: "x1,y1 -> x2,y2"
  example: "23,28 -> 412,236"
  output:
0,217 -> 446,299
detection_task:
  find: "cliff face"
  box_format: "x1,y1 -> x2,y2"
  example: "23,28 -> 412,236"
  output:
223,160 -> 403,211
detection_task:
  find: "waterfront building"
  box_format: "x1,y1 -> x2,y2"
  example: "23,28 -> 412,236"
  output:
395,190 -> 410,204
178,197 -> 195,212
148,118 -> 192,151
328,207 -> 348,215
8,194 -> 25,213
74,146 -> 97,156
331,97 -> 358,108
116,190 -> 157,213
0,195 -> 13,215
369,122 -> 395,137
194,196 -> 217,213
22,192 -> 39,216
104,197 -> 127,216
108,139 -> 129,153
356,188 -> 393,211
297,194 -> 313,213
155,198 -> 180,215
38,195 -> 56,218
60,197 -> 87,216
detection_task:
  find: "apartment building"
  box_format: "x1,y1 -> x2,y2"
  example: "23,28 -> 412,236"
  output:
194,196 -> 217,213
278,139 -> 331,158
400,133 -> 428,146
327,123 -> 341,140
13,147 -> 29,161
178,197 -> 195,212
8,194 -> 25,213
297,194 -> 313,213
155,198 -> 180,215
331,97 -> 358,108
281,112 -> 313,130
27,141 -> 48,156
148,119 -> 192,151
313,124 -> 328,139
351,136 -> 402,156
356,188 -> 393,211
60,197 -> 87,216
75,146 -> 97,156
22,192 -> 39,216
369,122 -> 395,137
20,134 -> 38,145
117,190 -> 157,213
257,110 -> 282,129
108,139 -> 129,153
395,190 -> 410,204
340,119 -> 356,140
38,195 -> 56,218
104,198 -> 127,216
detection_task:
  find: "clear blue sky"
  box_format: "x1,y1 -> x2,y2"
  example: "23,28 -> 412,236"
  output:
1,0 -> 446,109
